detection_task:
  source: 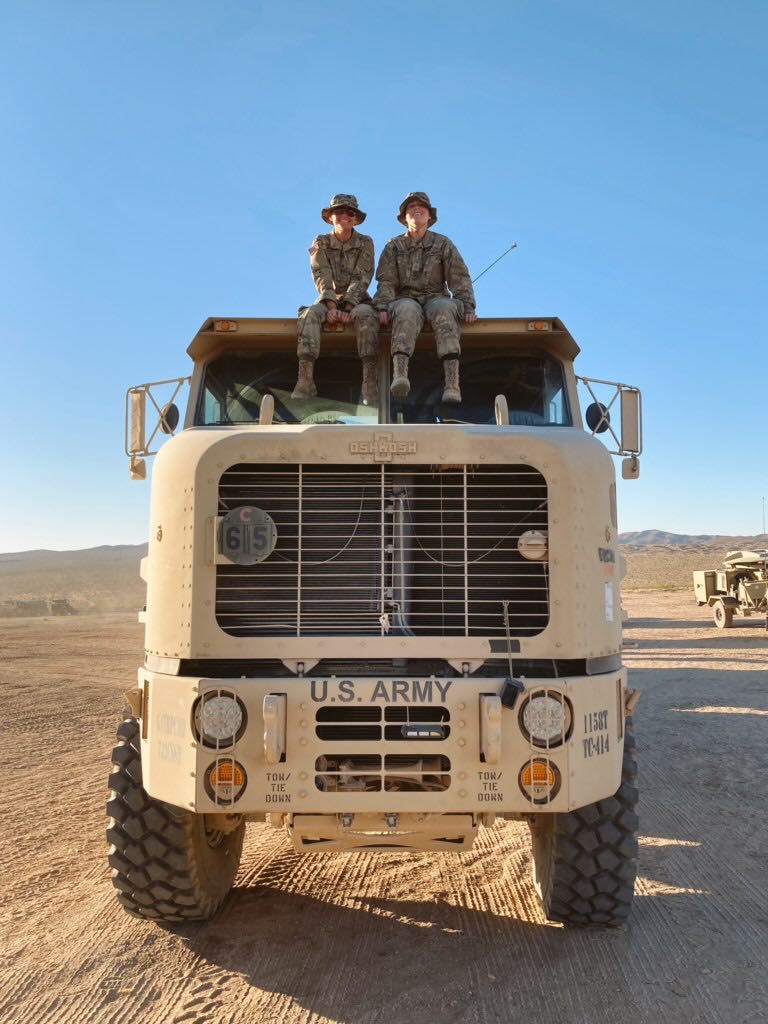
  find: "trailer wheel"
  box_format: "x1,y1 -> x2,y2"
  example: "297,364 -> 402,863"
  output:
713,601 -> 734,629
106,717 -> 244,922
528,722 -> 638,927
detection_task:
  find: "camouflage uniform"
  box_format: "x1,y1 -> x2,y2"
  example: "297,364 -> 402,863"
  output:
293,194 -> 380,403
373,229 -> 476,359
374,192 -> 476,403
298,230 -> 379,360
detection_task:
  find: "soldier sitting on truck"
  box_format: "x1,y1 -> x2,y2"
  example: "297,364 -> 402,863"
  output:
374,191 -> 477,403
292,194 -> 380,405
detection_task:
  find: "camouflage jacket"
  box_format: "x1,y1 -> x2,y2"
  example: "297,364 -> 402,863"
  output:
373,231 -> 476,311
309,230 -> 375,308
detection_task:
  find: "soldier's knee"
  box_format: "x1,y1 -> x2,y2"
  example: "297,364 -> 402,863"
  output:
299,303 -> 326,327
391,298 -> 421,317
391,299 -> 423,332
426,297 -> 459,322
351,304 -> 378,323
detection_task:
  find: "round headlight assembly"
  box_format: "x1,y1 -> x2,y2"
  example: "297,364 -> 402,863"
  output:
519,690 -> 572,748
193,692 -> 247,748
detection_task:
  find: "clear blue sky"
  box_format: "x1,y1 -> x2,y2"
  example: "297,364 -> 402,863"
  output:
1,0 -> 766,551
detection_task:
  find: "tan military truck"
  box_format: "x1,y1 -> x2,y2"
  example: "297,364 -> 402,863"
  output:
110,317 -> 643,927
693,550 -> 768,627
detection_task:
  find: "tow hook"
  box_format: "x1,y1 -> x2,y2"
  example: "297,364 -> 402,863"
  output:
624,688 -> 641,715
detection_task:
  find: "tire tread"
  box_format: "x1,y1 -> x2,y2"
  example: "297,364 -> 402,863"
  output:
533,719 -> 639,927
106,717 -> 243,923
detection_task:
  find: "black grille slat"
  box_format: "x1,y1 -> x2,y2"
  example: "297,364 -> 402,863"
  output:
216,463 -> 549,638
315,706 -> 452,744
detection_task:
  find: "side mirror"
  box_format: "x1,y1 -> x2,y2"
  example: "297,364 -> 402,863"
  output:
159,402 -> 180,434
585,402 -> 610,434
620,388 -> 641,454
128,388 -> 146,454
124,375 -> 191,479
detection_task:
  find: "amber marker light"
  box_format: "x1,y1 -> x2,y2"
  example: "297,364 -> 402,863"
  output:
213,320 -> 239,332
210,761 -> 244,786
527,320 -> 552,331
519,758 -> 561,804
204,759 -> 247,803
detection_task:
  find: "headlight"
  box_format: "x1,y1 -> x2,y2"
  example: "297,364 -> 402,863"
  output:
520,691 -> 572,747
194,692 -> 246,747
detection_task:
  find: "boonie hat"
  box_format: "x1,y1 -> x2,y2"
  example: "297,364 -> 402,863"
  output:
397,191 -> 438,226
321,194 -> 367,224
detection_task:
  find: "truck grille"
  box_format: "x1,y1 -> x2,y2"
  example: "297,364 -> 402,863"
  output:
315,705 -> 451,741
216,463 -> 549,638
315,754 -> 451,793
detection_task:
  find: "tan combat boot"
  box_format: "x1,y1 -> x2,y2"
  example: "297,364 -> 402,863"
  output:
361,359 -> 378,406
291,358 -> 317,399
441,358 -> 461,403
390,354 -> 410,398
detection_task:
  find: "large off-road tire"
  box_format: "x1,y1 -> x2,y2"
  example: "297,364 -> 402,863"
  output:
106,717 -> 244,922
528,721 -> 639,927
713,601 -> 734,629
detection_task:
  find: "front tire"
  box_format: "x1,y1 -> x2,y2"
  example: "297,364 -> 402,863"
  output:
528,721 -> 639,927
106,717 -> 244,922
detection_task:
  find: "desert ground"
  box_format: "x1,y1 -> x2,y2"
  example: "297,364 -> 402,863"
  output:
1,592 -> 766,1024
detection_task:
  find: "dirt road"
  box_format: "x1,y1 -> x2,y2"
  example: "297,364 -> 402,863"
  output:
1,593 -> 766,1024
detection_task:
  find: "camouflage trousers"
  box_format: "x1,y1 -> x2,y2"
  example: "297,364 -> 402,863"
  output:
388,297 -> 463,359
297,302 -> 379,360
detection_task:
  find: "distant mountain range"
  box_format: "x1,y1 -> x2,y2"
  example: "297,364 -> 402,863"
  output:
618,530 -> 768,547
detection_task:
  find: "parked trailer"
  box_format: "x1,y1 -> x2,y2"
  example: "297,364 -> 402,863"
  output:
693,550 -> 768,628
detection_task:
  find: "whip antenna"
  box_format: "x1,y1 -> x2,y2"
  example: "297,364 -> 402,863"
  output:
472,242 -> 518,284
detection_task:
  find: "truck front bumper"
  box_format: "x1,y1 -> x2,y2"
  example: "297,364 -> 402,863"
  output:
137,669 -> 628,817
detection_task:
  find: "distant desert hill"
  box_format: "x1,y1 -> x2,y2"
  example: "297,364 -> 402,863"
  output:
618,529 -> 768,547
618,529 -> 714,545
2,532 -> 767,615
0,545 -> 147,615
619,532 -> 768,590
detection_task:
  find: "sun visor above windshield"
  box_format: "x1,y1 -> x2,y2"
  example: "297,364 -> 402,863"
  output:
187,318 -> 580,364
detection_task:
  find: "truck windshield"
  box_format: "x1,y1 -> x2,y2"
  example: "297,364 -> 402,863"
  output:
197,351 -> 379,426
391,350 -> 571,425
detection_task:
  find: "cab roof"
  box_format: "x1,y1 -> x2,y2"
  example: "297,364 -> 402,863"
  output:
187,316 -> 580,363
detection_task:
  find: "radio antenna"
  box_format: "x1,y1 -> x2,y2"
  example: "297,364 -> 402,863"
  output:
472,241 -> 518,285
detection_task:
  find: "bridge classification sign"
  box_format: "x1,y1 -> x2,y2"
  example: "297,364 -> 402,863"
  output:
218,506 -> 277,565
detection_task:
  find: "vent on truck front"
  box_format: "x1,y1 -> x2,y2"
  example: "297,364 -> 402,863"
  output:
216,463 -> 549,638
315,754 -> 451,793
315,705 -> 450,742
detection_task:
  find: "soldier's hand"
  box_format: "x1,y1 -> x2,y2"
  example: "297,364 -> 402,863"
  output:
326,305 -> 339,324
464,311 -> 478,324
378,311 -> 390,327
338,310 -> 352,324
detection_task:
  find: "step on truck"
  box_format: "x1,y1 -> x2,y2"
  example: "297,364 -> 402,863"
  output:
109,316 -> 643,927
